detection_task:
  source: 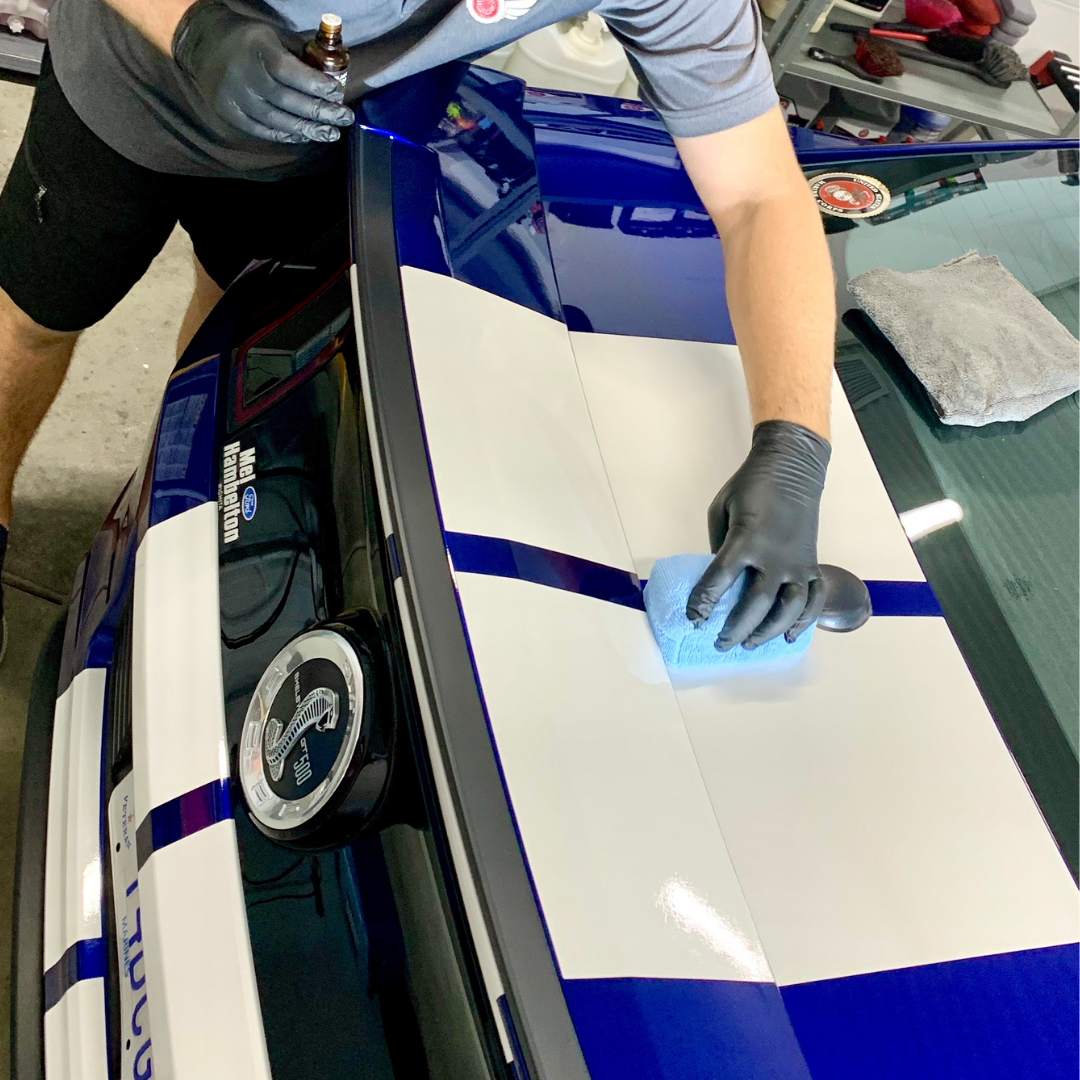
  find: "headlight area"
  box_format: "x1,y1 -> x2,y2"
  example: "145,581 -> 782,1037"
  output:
216,261 -> 508,1079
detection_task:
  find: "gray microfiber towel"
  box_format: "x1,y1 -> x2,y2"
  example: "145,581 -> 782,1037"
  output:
996,15 -> 1029,36
996,0 -> 1036,25
849,252 -> 1079,426
991,26 -> 1023,44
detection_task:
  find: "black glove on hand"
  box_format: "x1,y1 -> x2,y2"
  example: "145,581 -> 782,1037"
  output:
173,0 -> 354,144
686,420 -> 831,650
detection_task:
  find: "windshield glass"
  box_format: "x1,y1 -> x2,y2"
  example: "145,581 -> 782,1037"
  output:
819,147 -> 1079,871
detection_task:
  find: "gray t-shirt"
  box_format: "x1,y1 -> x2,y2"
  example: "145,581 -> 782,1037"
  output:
49,0 -> 777,178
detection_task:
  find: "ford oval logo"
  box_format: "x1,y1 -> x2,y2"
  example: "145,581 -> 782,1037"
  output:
241,485 -> 257,521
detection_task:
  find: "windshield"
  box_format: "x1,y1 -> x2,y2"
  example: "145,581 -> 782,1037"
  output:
819,147 -> 1079,872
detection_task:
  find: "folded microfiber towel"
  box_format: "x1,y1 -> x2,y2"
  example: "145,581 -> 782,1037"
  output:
996,15 -> 1030,35
643,555 -> 815,670
996,0 -> 1036,25
848,253 -> 1079,426
990,25 -> 1023,43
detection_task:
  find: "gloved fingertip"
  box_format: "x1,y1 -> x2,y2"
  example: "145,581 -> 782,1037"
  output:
316,126 -> 340,142
715,637 -> 735,652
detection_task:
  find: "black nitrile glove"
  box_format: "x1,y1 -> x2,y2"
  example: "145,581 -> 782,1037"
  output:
172,0 -> 354,144
686,420 -> 831,650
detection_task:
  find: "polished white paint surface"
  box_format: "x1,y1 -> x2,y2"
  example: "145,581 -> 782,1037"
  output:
43,667 -> 106,973
400,267 -> 633,572
453,572 -> 772,983
132,502 -> 271,1079
402,275 -> 1077,990
568,331 -> 1078,984
43,979 -> 108,1080
568,332 -> 924,583
675,616 -> 1079,986
139,823 -> 271,1080
132,500 -> 229,819
42,667 -> 108,1080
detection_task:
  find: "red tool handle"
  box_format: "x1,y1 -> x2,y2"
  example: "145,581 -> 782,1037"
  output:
830,21 -> 929,41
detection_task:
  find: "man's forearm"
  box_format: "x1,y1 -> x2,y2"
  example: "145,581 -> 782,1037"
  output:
715,182 -> 834,439
102,0 -> 196,54
676,109 -> 834,441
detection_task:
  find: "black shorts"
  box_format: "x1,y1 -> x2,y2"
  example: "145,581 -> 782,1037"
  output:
0,50 -> 348,332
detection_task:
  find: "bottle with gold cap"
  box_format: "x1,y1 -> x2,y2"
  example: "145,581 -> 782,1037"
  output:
302,13 -> 350,88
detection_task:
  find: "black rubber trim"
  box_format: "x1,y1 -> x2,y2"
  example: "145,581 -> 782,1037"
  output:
10,612 -> 67,1080
349,126 -> 591,1080
843,310 -> 1079,880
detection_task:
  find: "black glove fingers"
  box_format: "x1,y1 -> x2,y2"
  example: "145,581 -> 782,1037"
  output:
685,545 -> 745,627
705,490 -> 732,554
241,92 -> 341,142
265,47 -> 346,102
716,571 -> 778,651
219,98 -> 307,143
262,80 -> 353,127
785,574 -> 825,642
743,581 -> 807,649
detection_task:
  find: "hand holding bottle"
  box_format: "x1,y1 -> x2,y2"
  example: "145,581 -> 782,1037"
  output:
172,1 -> 353,144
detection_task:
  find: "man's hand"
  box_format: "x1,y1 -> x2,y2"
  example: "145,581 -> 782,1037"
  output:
172,0 -> 353,144
674,108 -> 835,648
686,421 -> 829,649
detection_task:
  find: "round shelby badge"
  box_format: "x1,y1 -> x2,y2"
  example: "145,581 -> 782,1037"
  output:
809,172 -> 891,219
240,629 -> 364,834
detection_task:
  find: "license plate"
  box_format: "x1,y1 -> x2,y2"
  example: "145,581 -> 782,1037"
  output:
108,773 -> 153,1079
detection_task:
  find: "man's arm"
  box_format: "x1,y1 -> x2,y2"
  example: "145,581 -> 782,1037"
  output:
677,107 -> 836,649
675,106 -> 833,440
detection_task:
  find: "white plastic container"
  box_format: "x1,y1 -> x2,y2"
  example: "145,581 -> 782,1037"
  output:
615,65 -> 640,100
0,0 -> 49,39
474,40 -> 518,73
503,13 -> 629,96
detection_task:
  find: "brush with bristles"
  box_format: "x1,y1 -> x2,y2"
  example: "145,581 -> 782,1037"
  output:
885,37 -> 1025,86
855,36 -> 905,78
832,25 -> 1028,86
974,40 -> 1029,82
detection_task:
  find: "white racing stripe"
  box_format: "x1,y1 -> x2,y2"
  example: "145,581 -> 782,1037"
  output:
132,502 -> 271,1080
401,270 -> 776,985
453,573 -> 773,983
43,981 -> 108,1080
400,267 -> 633,572
43,668 -> 108,1080
401,267 -> 1077,993
569,331 -> 1078,983
569,331 -> 924,583
675,617 -> 1078,986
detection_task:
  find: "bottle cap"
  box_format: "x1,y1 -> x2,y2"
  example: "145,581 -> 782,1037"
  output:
321,13 -> 342,28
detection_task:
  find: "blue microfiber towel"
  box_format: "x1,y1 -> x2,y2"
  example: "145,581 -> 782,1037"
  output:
643,555 -> 815,670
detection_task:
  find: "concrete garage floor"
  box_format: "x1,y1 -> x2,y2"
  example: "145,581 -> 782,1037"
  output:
0,77 -> 195,1075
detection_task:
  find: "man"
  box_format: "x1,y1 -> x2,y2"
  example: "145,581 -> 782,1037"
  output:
0,0 -> 834,660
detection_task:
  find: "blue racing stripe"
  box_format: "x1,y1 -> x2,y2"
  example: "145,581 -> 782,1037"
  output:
43,937 -> 106,1013
136,778 -> 231,870
562,976 -> 812,1080
445,531 -> 941,618
445,531 -> 646,611
865,579 -> 942,617
780,943 -> 1079,1080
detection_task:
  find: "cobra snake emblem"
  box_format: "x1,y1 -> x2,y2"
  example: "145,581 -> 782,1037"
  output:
264,686 -> 339,782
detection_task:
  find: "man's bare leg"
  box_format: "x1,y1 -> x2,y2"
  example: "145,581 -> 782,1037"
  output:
0,284 -> 80,529
176,255 -> 225,361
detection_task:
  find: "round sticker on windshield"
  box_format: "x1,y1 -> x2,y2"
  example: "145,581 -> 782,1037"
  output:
809,173 -> 891,218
